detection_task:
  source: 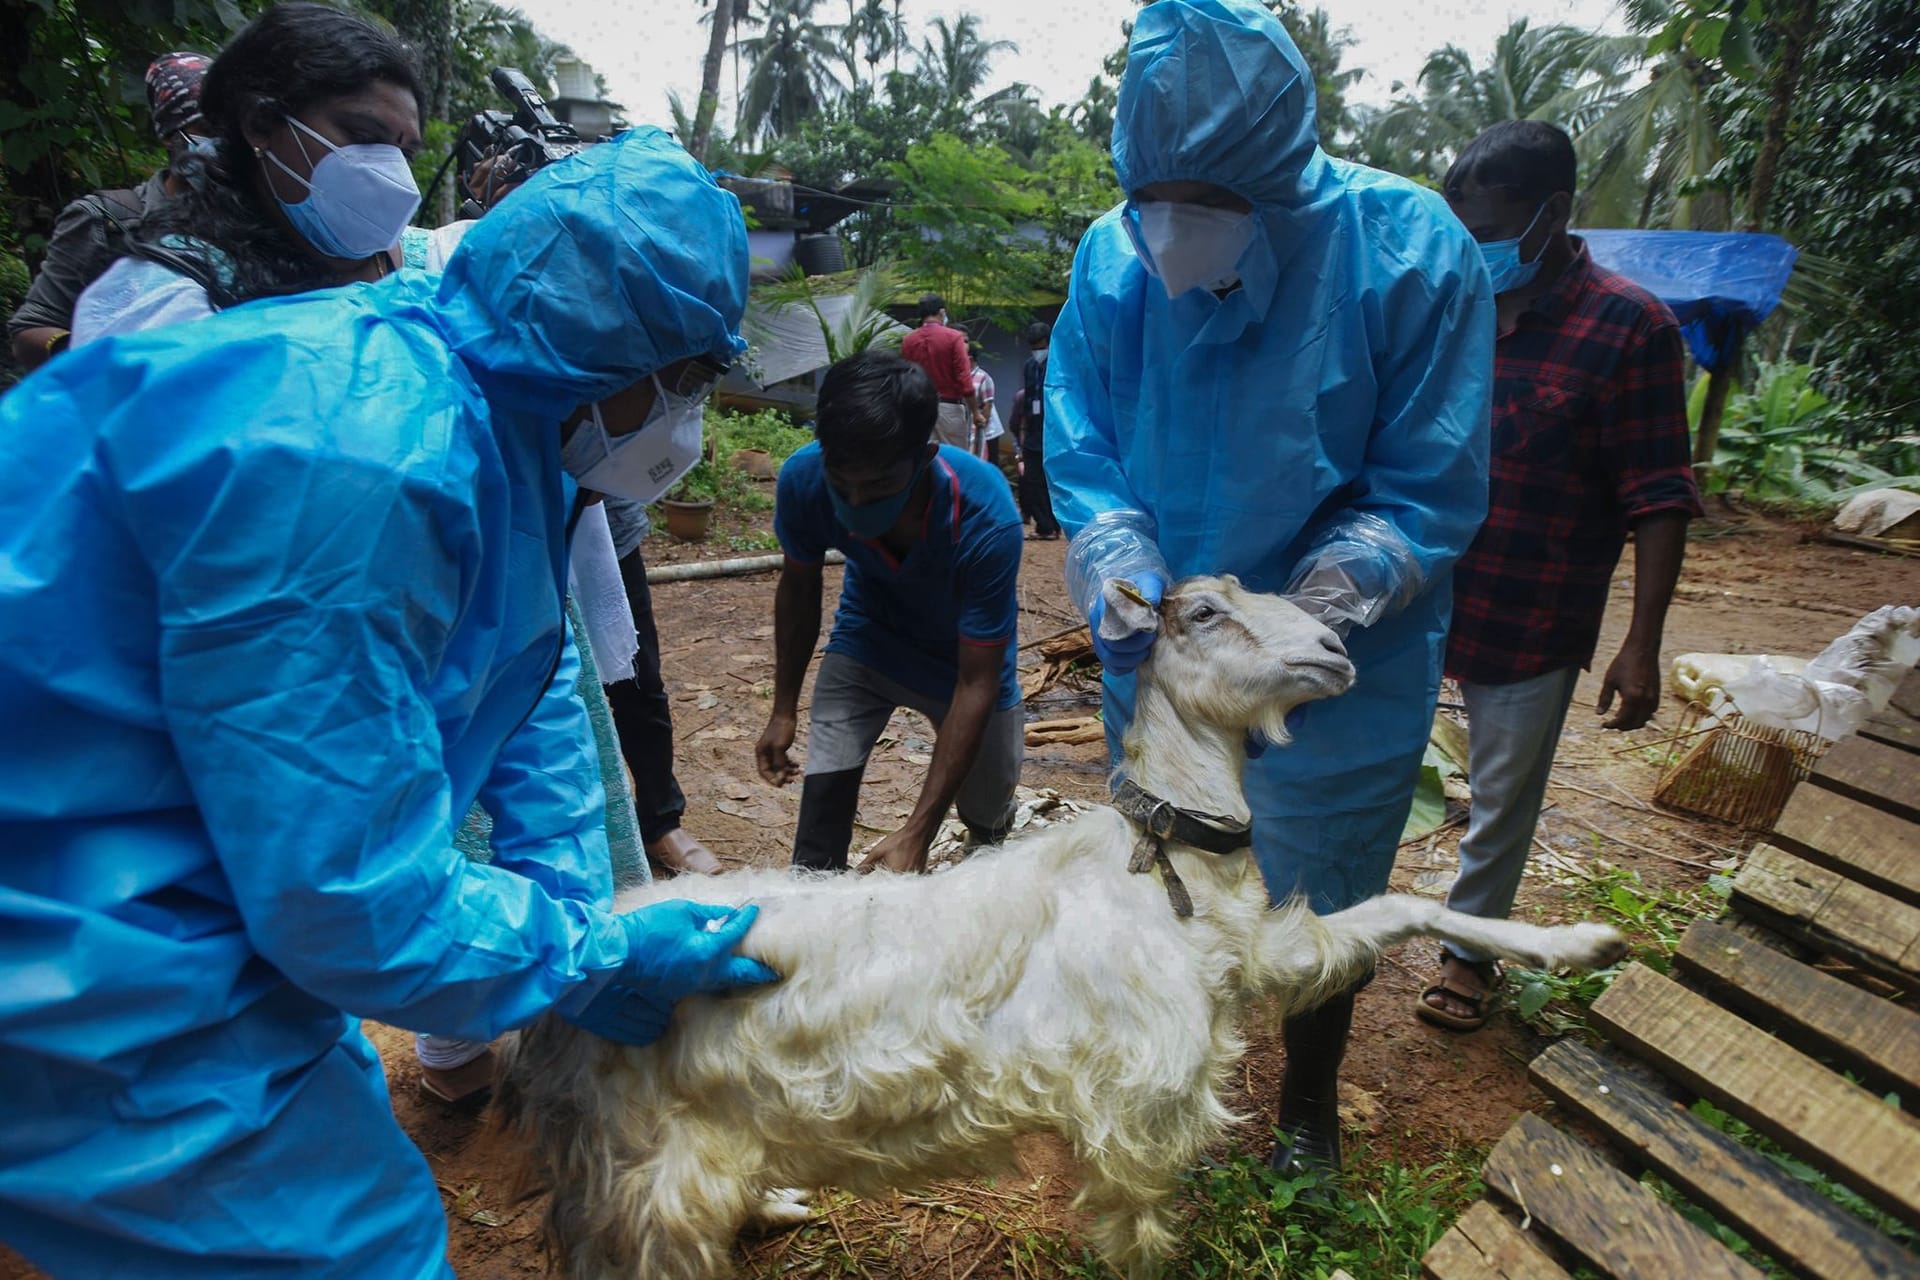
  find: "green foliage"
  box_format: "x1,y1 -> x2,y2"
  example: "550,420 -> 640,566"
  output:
1509,861 -> 1730,1037
1712,0 -> 1920,424
1,0 -> 264,257
1690,360 -> 1920,503
886,131 -> 1047,322
729,0 -> 847,147
664,456 -> 722,505
662,407 -> 798,513
709,405 -> 812,467
751,262 -> 905,362
1092,1145 -> 1484,1279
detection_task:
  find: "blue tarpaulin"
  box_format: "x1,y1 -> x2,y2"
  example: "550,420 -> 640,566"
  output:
1581,230 -> 1798,373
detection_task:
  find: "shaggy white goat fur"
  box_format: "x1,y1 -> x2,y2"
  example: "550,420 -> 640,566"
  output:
496,577 -> 1627,1280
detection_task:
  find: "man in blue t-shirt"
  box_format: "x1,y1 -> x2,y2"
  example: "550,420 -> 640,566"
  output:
757,351 -> 1025,873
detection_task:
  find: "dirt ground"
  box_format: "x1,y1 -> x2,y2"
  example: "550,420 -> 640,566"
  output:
4,506 -> 1915,1280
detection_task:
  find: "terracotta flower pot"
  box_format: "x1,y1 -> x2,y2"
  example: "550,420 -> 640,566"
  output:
661,498 -> 715,542
729,448 -> 776,482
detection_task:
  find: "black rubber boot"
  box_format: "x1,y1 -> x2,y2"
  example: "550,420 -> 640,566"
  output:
1267,988 -> 1357,1181
791,768 -> 865,872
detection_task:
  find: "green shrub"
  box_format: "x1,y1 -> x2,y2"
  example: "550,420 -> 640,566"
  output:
709,406 -> 813,468
1695,360 -> 1920,505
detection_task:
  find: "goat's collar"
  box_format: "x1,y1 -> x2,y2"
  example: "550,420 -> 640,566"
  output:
1111,777 -> 1251,855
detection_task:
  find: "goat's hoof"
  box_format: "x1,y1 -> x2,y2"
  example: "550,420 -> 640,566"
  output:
1559,923 -> 1630,970
750,1188 -> 813,1229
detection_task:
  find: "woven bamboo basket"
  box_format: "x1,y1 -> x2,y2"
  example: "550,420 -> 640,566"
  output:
1652,699 -> 1829,830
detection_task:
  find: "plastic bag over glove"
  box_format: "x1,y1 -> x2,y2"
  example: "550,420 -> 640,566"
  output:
562,900 -> 780,1045
1282,512 -> 1425,638
1066,509 -> 1172,674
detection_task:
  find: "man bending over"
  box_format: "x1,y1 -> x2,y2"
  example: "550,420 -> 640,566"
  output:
756,351 -> 1025,873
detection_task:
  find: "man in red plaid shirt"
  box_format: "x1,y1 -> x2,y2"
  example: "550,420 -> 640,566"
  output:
1420,122 -> 1704,1031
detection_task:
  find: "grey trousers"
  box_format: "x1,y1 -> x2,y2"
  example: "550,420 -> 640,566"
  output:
932,401 -> 973,449
804,651 -> 1023,835
1445,666 -> 1582,963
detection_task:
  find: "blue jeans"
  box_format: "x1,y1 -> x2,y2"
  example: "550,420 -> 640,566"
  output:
1445,666 -> 1582,962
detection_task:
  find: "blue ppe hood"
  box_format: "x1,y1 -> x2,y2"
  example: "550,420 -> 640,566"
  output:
1581,229 -> 1798,372
1113,0 -> 1319,208
432,126 -> 750,416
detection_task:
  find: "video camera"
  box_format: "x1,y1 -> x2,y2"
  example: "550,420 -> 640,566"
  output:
454,67 -> 591,217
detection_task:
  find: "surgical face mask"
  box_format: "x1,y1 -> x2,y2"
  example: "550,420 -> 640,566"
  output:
180,133 -> 218,159
561,376 -> 709,503
1124,200 -> 1256,299
829,455 -> 928,538
262,115 -> 421,260
1479,202 -> 1550,294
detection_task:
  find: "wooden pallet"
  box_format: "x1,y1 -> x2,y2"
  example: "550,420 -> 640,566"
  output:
1426,668 -> 1920,1280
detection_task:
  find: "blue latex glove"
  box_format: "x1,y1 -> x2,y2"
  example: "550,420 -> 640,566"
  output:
1087,571 -> 1166,675
565,900 -> 781,1046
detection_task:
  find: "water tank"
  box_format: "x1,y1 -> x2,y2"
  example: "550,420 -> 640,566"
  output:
552,57 -> 598,102
793,233 -> 846,276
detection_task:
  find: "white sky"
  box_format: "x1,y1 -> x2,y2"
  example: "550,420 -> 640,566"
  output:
510,0 -> 1631,131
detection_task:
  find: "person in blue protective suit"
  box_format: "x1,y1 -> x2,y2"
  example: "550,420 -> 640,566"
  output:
1045,0 -> 1493,1180
0,130 -> 778,1280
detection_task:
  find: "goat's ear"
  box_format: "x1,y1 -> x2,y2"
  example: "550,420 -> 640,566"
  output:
1099,578 -> 1161,641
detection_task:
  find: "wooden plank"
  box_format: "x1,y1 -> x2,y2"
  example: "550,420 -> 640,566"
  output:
1859,708 -> 1920,754
1424,1201 -> 1575,1280
1483,1112 -> 1764,1280
1807,733 -> 1920,824
1732,844 -> 1920,990
1863,671 -> 1920,752
1591,963 -> 1920,1230
1676,918 -> 1920,1098
1772,787 -> 1920,905
1892,668 -> 1920,720
1531,1038 -> 1920,1280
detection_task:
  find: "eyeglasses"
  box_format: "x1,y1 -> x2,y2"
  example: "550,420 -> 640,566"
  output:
661,353 -> 733,401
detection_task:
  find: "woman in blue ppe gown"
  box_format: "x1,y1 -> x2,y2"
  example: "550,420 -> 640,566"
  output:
1045,0 -> 1494,1177
0,131 -> 774,1279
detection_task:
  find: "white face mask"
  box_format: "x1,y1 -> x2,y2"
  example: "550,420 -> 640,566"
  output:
560,376 -> 708,503
1125,200 -> 1257,299
263,115 -> 421,260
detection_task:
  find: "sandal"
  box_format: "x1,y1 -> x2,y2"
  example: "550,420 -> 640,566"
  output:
418,1048 -> 496,1110
1415,948 -> 1502,1032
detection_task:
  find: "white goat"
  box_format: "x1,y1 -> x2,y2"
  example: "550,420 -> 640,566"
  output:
495,576 -> 1625,1280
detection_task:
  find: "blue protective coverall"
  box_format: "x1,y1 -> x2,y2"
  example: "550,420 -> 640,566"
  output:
0,129 -> 748,1278
1046,0 -> 1494,912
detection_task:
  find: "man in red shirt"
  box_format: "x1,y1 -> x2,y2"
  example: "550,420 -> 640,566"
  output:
899,292 -> 980,448
1422,121 -> 1703,1031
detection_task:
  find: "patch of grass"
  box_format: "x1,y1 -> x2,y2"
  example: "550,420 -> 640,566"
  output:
1029,1144 -> 1486,1280
723,530 -> 782,553
1508,861 -> 1731,1038
711,406 -> 813,467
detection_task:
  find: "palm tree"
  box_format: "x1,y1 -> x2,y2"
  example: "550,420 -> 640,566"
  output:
975,83 -> 1050,165
1274,6 -> 1364,143
1372,19 -> 1640,181
918,14 -> 1017,112
1576,0 -> 1730,229
690,0 -> 737,163
752,262 -> 907,363
454,3 -> 573,104
840,0 -> 906,90
731,0 -> 846,147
